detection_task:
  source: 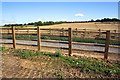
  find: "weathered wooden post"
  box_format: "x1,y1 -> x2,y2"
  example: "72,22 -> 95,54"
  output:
49,28 -> 51,37
27,29 -> 29,33
104,30 -> 110,60
75,28 -> 78,36
62,28 -> 64,36
98,29 -> 101,38
68,28 -> 72,56
8,28 -> 9,33
83,29 -> 86,38
37,27 -> 41,51
12,26 -> 16,49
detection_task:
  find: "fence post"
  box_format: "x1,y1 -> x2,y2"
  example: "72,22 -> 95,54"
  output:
76,28 -> 78,35
27,29 -> 29,33
83,29 -> 86,38
104,30 -> 110,60
37,27 -> 41,51
48,28 -> 51,37
98,29 -> 101,38
8,29 -> 9,33
62,28 -> 64,36
12,26 -> 16,49
68,28 -> 72,56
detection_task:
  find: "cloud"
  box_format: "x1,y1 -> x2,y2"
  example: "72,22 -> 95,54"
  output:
37,19 -> 42,21
75,13 -> 84,16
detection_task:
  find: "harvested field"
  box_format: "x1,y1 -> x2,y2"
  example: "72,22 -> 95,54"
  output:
37,22 -> 119,31
2,22 -> 118,31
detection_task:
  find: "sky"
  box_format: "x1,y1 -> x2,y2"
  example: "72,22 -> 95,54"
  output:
1,0 -> 120,2
1,2 -> 119,25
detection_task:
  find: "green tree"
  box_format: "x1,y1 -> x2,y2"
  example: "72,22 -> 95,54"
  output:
34,21 -> 43,26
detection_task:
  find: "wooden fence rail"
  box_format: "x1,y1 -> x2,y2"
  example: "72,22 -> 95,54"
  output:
1,26 -> 119,60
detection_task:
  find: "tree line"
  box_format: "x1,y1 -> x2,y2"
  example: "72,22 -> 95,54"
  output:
4,21 -> 67,27
3,18 -> 120,27
89,18 -> 120,22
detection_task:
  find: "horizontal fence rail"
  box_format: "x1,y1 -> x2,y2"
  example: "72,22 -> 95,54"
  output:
0,26 -> 120,60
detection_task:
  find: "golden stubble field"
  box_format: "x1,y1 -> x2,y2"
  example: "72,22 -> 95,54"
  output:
38,22 -> 119,31
1,22 -> 119,33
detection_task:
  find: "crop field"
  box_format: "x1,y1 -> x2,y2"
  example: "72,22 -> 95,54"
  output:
36,22 -> 119,31
3,22 -> 118,31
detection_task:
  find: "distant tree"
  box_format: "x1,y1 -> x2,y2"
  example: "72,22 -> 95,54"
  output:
4,18 -> 119,27
112,18 -> 120,21
28,22 -> 34,25
90,19 -> 94,22
96,19 -> 101,22
24,23 -> 27,25
34,21 -> 42,26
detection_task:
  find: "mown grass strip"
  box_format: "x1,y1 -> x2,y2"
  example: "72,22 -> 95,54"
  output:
2,35 -> 120,45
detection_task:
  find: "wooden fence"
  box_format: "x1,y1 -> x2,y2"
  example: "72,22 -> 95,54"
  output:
1,26 -> 120,60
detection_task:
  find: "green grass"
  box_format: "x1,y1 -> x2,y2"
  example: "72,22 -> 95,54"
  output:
2,35 -> 37,40
38,50 -> 62,58
0,45 -> 8,53
55,50 -> 62,57
35,51 -> 120,76
2,48 -> 120,77
61,56 -> 120,76
2,35 -> 120,45
12,49 -> 41,59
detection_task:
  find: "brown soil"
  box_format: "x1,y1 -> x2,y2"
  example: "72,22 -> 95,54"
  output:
2,52 -> 96,78
1,45 -> 120,78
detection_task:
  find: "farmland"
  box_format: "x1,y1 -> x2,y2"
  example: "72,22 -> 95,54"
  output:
1,24 -> 120,60
37,22 -> 119,31
3,22 -> 119,30
1,22 -> 120,78
1,1 -> 120,79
